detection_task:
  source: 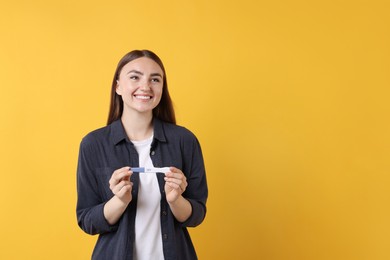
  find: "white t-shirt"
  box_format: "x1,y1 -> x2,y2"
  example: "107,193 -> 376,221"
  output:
132,136 -> 164,260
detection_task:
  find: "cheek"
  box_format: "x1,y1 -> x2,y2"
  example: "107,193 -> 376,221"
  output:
155,88 -> 163,100
117,83 -> 136,95
115,81 -> 129,95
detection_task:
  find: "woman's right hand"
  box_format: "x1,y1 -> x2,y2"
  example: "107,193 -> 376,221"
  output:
109,166 -> 133,204
104,167 -> 133,225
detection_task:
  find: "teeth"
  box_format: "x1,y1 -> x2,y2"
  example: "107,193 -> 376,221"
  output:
135,95 -> 151,100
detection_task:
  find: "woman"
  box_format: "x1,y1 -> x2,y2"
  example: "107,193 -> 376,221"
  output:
76,50 -> 208,260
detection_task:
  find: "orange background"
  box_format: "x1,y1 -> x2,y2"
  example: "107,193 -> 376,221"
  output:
1,1 -> 389,259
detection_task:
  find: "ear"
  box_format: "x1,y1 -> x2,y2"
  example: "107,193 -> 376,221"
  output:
115,80 -> 122,95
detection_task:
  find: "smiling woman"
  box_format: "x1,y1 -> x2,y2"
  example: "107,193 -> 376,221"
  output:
76,50 -> 208,260
116,57 -> 164,122
107,50 -> 176,128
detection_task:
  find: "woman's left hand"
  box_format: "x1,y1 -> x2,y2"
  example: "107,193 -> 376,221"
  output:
164,167 -> 187,203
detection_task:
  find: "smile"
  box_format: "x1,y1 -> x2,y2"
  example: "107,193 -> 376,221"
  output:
134,95 -> 152,100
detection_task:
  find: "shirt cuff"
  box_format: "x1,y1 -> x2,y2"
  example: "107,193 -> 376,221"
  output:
180,198 -> 206,227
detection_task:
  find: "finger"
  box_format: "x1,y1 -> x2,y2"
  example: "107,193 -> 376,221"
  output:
165,177 -> 187,191
166,181 -> 181,190
110,173 -> 131,188
116,183 -> 132,197
113,180 -> 132,194
113,166 -> 130,174
165,172 -> 187,185
168,167 -> 183,174
110,167 -> 131,185
166,178 -> 187,191
113,166 -> 131,176
164,176 -> 183,185
165,171 -> 185,180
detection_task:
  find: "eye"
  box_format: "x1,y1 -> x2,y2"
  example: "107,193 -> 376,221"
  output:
151,78 -> 161,83
130,75 -> 139,80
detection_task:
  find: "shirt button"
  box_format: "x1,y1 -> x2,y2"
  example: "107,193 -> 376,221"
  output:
151,151 -> 155,155
163,234 -> 168,240
162,211 -> 167,216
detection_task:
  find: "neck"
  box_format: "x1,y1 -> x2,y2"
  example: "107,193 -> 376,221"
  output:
121,111 -> 153,141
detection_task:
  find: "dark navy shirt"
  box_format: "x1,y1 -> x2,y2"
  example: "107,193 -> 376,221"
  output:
76,118 -> 208,260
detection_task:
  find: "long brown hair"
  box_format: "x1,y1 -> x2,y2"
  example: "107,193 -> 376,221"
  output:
107,50 -> 176,125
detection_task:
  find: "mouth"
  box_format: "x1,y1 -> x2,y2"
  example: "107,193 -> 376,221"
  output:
133,94 -> 152,100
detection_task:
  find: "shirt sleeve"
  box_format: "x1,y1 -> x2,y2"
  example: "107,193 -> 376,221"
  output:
76,137 -> 118,235
180,133 -> 208,227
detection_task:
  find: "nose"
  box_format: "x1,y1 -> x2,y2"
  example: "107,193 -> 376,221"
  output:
139,79 -> 151,91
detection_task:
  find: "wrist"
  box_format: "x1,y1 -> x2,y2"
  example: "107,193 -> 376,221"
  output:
167,195 -> 185,207
113,194 -> 131,207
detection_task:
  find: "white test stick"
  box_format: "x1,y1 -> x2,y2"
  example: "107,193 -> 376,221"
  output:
130,167 -> 171,173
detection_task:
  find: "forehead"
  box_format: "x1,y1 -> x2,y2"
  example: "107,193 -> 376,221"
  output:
120,57 -> 163,75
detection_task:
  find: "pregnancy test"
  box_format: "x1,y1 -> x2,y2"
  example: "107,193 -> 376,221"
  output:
131,167 -> 171,173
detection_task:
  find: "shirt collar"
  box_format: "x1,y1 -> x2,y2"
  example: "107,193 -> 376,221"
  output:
152,117 -> 167,143
110,120 -> 128,145
110,117 -> 167,145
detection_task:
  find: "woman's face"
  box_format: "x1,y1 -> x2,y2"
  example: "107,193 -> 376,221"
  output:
116,57 -> 164,116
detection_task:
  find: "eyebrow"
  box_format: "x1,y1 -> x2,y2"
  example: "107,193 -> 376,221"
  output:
127,70 -> 163,78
